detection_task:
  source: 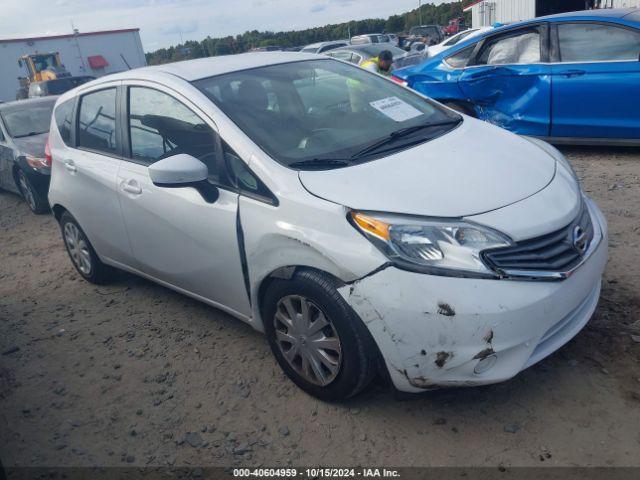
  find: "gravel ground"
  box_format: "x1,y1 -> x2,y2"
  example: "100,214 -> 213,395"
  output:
1,146 -> 639,469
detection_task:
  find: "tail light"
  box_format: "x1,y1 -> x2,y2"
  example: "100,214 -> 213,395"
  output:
391,75 -> 408,87
44,136 -> 52,167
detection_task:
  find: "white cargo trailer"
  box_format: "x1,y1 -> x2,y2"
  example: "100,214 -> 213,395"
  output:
0,28 -> 146,102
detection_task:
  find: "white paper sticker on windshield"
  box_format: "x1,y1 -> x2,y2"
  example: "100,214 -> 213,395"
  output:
369,96 -> 423,122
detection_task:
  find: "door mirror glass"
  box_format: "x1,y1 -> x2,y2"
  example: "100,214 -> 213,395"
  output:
148,153 -> 208,185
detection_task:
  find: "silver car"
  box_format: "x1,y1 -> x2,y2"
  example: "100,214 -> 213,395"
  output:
48,53 -> 607,401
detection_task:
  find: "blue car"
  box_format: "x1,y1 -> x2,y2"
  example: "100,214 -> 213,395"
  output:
393,8 -> 640,145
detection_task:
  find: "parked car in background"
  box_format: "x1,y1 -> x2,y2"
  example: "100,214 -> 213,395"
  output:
443,17 -> 467,36
300,40 -> 350,54
0,96 -> 57,213
393,9 -> 640,145
350,33 -> 393,45
326,44 -> 423,70
407,25 -> 444,45
426,27 -> 492,58
387,33 -> 399,46
49,52 -> 607,400
28,76 -> 95,98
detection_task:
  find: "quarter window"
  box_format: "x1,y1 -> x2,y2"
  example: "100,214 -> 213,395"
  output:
477,28 -> 541,65
77,89 -> 118,155
445,45 -> 475,69
54,99 -> 74,146
128,87 -> 220,180
558,23 -> 640,62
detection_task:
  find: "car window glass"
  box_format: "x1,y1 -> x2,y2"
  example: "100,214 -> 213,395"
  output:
195,59 -> 459,167
0,101 -> 55,138
0,126 -> 4,142
128,87 -> 220,180
54,99 -> 74,146
445,29 -> 475,47
478,29 -> 540,65
558,23 -> 640,62
223,142 -> 273,201
445,45 -> 475,68
77,89 -> 117,155
331,51 -> 354,62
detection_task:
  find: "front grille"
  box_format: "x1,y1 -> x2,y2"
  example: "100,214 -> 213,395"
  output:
483,202 -> 594,273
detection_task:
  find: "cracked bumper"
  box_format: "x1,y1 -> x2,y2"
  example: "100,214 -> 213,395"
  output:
338,200 -> 608,393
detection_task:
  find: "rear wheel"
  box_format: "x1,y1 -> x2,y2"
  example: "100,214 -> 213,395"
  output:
16,170 -> 48,214
59,211 -> 115,284
262,269 -> 379,401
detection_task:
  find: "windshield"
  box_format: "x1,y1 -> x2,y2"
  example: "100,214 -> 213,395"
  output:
0,101 -> 55,138
301,47 -> 318,53
194,59 -> 460,169
444,29 -> 477,46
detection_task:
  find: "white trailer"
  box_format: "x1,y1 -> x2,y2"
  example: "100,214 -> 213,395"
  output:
464,0 -> 639,28
0,28 -> 146,102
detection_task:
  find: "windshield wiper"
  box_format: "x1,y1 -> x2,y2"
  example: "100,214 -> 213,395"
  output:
14,131 -> 46,138
350,119 -> 462,161
289,158 -> 351,170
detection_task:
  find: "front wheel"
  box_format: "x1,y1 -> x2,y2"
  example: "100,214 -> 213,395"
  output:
16,170 -> 48,214
262,269 -> 379,401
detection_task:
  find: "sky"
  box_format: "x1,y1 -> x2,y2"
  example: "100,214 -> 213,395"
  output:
0,0 -> 451,52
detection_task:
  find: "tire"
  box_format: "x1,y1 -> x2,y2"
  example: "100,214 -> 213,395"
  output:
443,101 -> 477,117
16,170 -> 48,214
59,211 -> 115,284
262,269 -> 379,401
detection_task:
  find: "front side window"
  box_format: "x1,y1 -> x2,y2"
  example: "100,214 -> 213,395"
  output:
77,89 -> 117,155
54,99 -> 75,146
0,100 -> 55,138
128,87 -> 220,180
477,28 -> 541,65
194,59 -> 460,169
558,23 -> 640,62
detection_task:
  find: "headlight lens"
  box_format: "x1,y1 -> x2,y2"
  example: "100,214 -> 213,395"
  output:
351,212 -> 511,277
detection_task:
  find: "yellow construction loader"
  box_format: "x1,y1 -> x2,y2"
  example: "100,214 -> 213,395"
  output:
16,52 -> 71,99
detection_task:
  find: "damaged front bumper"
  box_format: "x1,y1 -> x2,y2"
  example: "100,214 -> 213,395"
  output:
338,200 -> 608,393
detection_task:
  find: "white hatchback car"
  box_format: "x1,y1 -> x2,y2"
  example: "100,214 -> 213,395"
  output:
48,53 -> 607,401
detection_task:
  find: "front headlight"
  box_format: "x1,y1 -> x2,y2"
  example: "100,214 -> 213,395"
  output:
350,211 -> 512,278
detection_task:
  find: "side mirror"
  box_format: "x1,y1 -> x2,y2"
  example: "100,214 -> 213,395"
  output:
148,153 -> 218,203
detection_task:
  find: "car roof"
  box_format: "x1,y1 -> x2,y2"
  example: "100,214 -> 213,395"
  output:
537,7 -> 637,21
88,52 -> 325,83
0,95 -> 59,111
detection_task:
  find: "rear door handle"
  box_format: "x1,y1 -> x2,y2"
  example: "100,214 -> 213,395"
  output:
63,160 -> 76,173
121,179 -> 142,195
561,69 -> 586,78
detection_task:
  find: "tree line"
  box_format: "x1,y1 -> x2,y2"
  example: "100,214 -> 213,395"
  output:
146,1 -> 476,65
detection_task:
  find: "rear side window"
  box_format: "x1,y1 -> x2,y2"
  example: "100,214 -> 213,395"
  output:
558,23 -> 640,62
77,88 -> 117,155
128,87 -> 220,180
477,28 -> 541,65
54,99 -> 74,146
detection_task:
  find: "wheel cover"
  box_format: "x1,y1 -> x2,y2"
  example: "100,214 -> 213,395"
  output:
274,295 -> 342,386
64,222 -> 92,275
18,172 -> 36,211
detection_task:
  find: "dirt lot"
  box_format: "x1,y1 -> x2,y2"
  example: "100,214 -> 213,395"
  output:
1,147 -> 639,469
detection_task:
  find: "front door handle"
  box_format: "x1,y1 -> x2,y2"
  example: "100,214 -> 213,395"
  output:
561,69 -> 586,78
121,179 -> 142,195
63,160 -> 76,173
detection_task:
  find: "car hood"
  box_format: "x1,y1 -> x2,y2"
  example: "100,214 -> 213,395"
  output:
12,133 -> 48,158
298,118 -> 557,217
